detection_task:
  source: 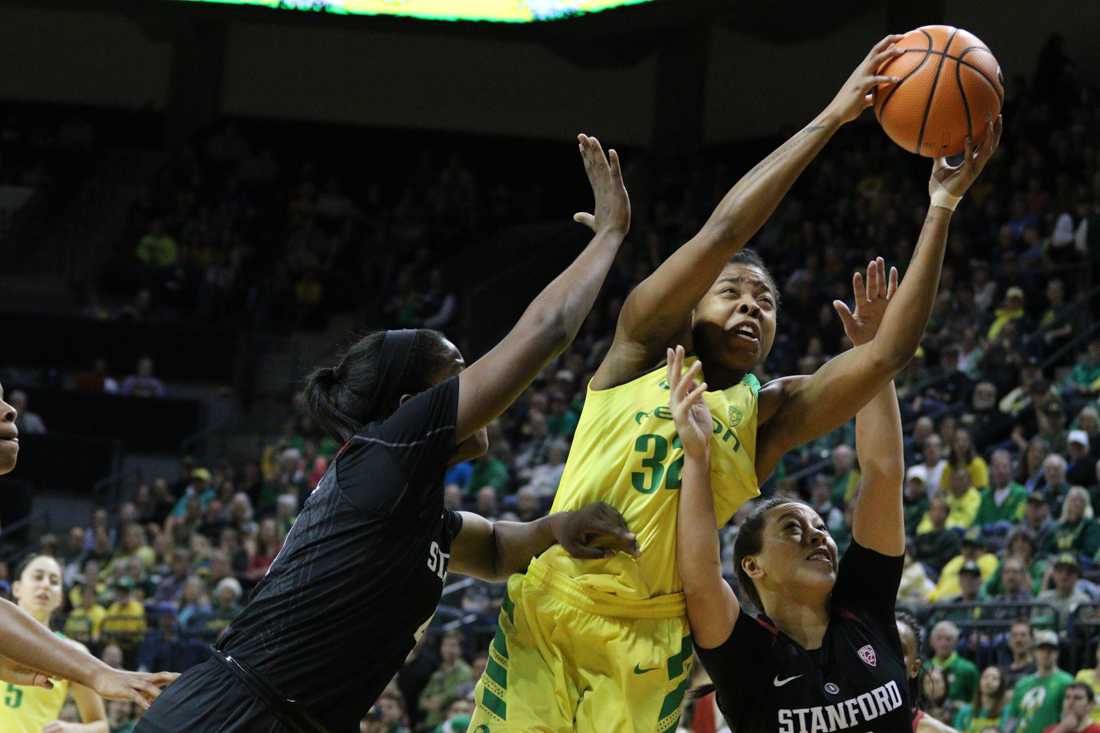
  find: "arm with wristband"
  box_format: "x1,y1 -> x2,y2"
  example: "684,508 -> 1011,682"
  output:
755,116 -> 1003,480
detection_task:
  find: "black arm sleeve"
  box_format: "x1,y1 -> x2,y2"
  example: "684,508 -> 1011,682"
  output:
337,377 -> 459,514
830,539 -> 904,626
695,612 -> 776,722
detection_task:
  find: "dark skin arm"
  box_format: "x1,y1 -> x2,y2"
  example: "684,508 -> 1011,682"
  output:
449,503 -> 638,582
455,134 -> 630,441
755,117 -> 1003,482
591,36 -> 905,389
0,599 -> 176,709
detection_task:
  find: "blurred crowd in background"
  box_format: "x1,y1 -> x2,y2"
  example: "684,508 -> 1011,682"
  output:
3,33 -> 1100,733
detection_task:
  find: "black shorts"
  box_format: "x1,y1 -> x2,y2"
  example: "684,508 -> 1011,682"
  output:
135,658 -> 290,733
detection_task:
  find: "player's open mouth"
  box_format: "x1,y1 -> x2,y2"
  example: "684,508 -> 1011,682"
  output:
0,437 -> 17,446
730,323 -> 760,343
806,549 -> 833,566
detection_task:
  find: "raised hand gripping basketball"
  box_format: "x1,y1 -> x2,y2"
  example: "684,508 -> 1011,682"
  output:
929,115 -> 1003,200
832,257 -> 899,347
666,345 -> 711,461
825,34 -> 906,124
573,133 -> 630,236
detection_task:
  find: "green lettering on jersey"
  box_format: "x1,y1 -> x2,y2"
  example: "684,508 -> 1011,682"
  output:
4,683 -> 22,708
631,434 -> 668,494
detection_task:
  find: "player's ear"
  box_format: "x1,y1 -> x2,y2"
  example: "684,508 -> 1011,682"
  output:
741,555 -> 764,580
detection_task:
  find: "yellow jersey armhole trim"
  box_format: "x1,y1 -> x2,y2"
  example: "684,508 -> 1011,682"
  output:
586,361 -> 671,397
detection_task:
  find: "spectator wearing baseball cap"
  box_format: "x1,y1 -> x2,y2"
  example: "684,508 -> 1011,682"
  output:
102,576 -> 148,643
1039,399 -> 1071,457
1004,629 -> 1074,733
1068,430 -> 1094,487
987,286 -> 1027,341
1022,491 -> 1056,551
939,561 -> 988,626
904,465 -> 931,536
929,528 -> 999,603
1034,554 -> 1091,630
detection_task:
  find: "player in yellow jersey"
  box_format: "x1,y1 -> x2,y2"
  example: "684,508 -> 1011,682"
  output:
1,554 -> 109,733
468,31 -> 1002,731
0,384 -> 177,708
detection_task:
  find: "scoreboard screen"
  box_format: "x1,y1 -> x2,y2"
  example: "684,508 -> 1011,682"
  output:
178,0 -> 653,22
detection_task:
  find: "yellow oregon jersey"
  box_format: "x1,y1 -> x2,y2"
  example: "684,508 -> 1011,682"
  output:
0,633 -> 71,733
543,357 -> 759,605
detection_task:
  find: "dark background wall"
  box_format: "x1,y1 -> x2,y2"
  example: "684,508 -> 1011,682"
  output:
0,1 -> 1095,144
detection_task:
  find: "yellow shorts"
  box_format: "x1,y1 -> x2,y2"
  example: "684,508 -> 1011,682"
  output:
469,560 -> 692,733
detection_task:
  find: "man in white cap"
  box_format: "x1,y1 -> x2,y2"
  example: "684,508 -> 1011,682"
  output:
1005,629 -> 1074,733
1068,430 -> 1093,486
904,465 -> 930,536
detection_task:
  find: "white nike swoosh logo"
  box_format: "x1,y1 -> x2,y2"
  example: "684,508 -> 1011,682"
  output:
773,674 -> 802,687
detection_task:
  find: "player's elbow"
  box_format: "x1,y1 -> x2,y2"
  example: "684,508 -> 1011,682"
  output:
868,343 -> 914,377
860,470 -> 903,498
538,309 -> 573,355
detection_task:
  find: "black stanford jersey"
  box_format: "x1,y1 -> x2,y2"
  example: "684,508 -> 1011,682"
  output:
697,541 -> 909,733
217,377 -> 462,732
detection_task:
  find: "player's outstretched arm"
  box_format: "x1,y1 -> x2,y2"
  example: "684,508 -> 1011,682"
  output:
668,346 -> 740,648
814,258 -> 905,556
449,503 -> 638,581
592,35 -> 905,389
0,599 -> 177,709
755,117 -> 1002,481
455,134 -> 629,442
851,380 -> 904,556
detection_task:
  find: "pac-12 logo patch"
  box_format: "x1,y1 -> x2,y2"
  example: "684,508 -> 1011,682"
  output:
858,644 -> 877,667
727,405 -> 744,427
824,682 -> 840,695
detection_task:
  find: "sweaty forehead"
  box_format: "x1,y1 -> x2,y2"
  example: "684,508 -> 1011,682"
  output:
766,502 -> 816,526
717,264 -> 776,294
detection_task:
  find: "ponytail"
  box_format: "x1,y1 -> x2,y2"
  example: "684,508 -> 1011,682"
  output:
303,329 -> 453,442
303,365 -> 360,443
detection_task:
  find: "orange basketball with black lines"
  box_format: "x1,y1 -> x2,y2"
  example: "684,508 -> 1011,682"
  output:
873,25 -> 1003,157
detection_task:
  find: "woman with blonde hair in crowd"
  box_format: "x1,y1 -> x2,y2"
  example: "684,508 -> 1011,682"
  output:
1043,486 -> 1100,557
954,665 -> 1009,733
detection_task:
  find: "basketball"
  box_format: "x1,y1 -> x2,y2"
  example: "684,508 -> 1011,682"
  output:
873,25 -> 1004,157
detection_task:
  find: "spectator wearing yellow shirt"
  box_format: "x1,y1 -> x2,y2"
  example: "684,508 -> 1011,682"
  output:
930,529 -> 999,602
918,466 -> 982,533
940,429 -> 990,491
102,577 -> 147,645
1075,644 -> 1100,724
63,584 -> 107,644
